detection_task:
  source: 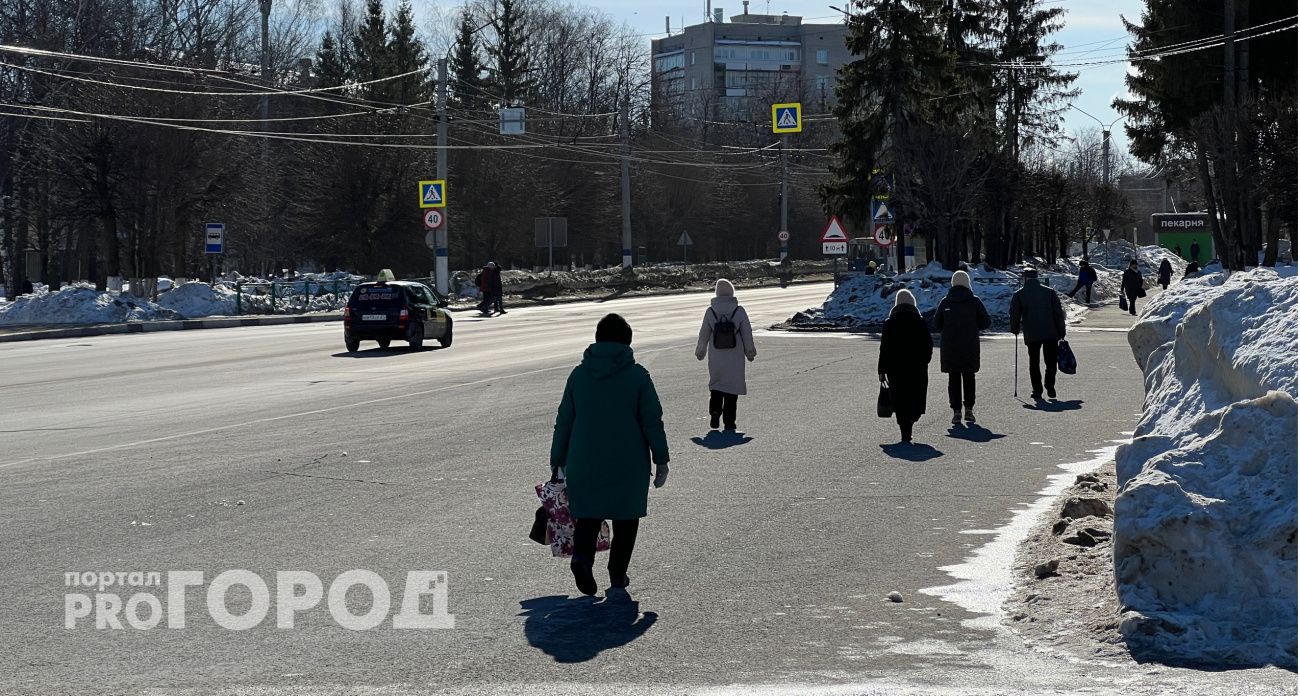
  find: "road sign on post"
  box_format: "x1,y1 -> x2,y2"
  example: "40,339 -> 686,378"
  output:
873,223 -> 894,248
772,102 -> 803,134
820,216 -> 848,255
419,180 -> 446,208
678,230 -> 693,263
423,209 -> 445,229
205,223 -> 224,254
534,217 -> 569,272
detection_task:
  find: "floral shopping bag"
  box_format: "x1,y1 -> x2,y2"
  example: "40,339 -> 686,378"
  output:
535,479 -> 610,557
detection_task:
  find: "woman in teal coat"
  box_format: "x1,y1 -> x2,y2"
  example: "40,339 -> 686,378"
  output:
551,313 -> 671,595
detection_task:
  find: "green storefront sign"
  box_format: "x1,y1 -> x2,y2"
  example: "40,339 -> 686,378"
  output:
1152,213 -> 1214,264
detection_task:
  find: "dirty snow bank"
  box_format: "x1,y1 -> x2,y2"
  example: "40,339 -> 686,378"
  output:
155,282 -> 238,318
1114,266 -> 1298,668
497,260 -> 832,297
0,284 -> 179,324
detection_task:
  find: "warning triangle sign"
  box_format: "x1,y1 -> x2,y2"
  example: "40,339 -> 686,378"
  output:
820,216 -> 848,243
423,185 -> 442,204
776,109 -> 798,128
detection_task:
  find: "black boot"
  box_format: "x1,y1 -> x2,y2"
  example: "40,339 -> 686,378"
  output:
570,554 -> 597,596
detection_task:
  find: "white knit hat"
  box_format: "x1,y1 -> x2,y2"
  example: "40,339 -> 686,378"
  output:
952,270 -> 972,289
894,289 -> 917,307
715,279 -> 735,297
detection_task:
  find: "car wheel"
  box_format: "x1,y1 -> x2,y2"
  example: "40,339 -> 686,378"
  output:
438,316 -> 453,348
407,321 -> 424,350
377,338 -> 391,350
344,332 -> 360,353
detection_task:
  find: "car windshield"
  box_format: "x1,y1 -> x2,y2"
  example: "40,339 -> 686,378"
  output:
350,285 -> 404,308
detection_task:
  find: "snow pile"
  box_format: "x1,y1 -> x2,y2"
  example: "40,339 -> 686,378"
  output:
494,259 -> 833,297
155,282 -> 238,318
786,261 -> 1092,329
0,284 -> 179,325
1114,266 -> 1298,668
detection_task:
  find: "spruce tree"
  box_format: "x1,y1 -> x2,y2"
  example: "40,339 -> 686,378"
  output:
387,0 -> 429,104
314,32 -> 348,89
450,9 -> 488,111
486,0 -> 532,106
350,0 -> 389,103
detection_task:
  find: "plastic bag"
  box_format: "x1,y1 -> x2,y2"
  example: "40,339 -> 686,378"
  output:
535,479 -> 610,557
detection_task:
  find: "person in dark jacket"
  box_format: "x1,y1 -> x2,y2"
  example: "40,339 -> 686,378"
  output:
1009,269 -> 1066,401
488,262 -> 506,315
1121,260 -> 1144,316
935,270 -> 991,424
1158,258 -> 1173,289
475,263 -> 493,314
1184,261 -> 1201,277
1066,259 -> 1099,303
878,289 -> 934,443
551,313 -> 670,596
1190,241 -> 1201,264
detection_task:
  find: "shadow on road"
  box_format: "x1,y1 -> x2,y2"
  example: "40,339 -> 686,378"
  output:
945,424 -> 1006,443
691,431 -> 754,449
1022,398 -> 1085,412
330,346 -> 446,358
519,591 -> 658,663
879,442 -> 944,462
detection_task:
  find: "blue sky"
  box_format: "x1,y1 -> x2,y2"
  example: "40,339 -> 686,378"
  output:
591,0 -> 1145,151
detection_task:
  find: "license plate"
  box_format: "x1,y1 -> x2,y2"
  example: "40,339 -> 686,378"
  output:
362,314 -> 387,321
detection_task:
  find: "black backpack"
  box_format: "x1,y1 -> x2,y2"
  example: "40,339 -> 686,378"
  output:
710,307 -> 740,349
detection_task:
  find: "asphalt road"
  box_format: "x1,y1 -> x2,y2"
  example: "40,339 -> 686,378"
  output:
0,284 -> 1290,695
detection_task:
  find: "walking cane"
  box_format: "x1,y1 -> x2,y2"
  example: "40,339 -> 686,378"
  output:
1014,340 -> 1019,398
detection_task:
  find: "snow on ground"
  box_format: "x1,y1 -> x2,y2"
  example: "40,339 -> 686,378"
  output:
155,282 -> 238,318
785,244 -> 1188,330
498,259 -> 831,297
1114,266 -> 1298,668
0,284 -> 178,324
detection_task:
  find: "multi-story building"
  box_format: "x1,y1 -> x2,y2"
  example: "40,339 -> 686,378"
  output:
650,4 -> 851,122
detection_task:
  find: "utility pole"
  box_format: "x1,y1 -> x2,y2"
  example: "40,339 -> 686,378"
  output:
435,58 -> 450,294
620,89 -> 632,271
259,0 -> 271,283
1101,128 -> 1111,189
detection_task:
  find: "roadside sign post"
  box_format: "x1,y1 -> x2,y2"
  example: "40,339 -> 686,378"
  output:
419,180 -> 448,294
204,223 -> 224,286
534,217 -> 569,273
678,230 -> 693,264
821,216 -> 848,287
778,230 -> 790,261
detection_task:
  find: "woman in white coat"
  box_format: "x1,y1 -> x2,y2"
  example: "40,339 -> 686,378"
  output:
695,279 -> 757,430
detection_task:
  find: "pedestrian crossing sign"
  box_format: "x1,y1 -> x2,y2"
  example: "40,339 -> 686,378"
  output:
419,180 -> 446,209
772,102 -> 803,133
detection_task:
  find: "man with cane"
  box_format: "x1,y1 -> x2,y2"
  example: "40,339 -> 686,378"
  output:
1009,268 -> 1067,401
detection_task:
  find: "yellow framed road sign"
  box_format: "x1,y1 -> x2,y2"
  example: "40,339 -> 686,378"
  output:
772,102 -> 803,133
419,180 -> 446,208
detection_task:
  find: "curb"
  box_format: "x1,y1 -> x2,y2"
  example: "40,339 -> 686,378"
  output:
0,314 -> 341,343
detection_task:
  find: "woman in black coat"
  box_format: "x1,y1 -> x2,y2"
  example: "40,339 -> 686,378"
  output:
935,270 -> 991,425
1158,259 -> 1173,289
1121,260 -> 1144,316
878,289 -> 934,443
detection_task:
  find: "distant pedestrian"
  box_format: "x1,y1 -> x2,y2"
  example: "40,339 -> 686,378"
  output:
475,263 -> 492,314
489,262 -> 506,315
1009,269 -> 1067,401
1121,260 -> 1144,316
1066,259 -> 1099,304
878,289 -> 933,443
1174,244 -> 1183,259
1190,241 -> 1201,265
1184,261 -> 1201,277
551,313 -> 670,596
695,279 -> 756,431
1158,258 -> 1173,290
935,271 -> 991,425
866,260 -> 878,275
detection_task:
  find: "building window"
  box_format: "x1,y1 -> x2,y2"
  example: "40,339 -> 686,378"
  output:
654,52 -> 685,73
816,49 -> 829,65
816,75 -> 830,91
691,51 -> 697,65
690,77 -> 698,90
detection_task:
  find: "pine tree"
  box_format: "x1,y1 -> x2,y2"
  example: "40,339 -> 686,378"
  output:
387,0 -> 429,105
350,0 -> 389,103
821,0 -> 952,264
450,9 -> 488,111
486,0 -> 532,106
315,32 -> 348,89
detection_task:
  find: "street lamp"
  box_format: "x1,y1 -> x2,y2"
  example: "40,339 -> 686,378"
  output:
1068,104 -> 1122,188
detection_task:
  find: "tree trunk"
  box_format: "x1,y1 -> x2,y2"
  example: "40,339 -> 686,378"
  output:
1262,205 -> 1279,266
1197,143 -> 1234,271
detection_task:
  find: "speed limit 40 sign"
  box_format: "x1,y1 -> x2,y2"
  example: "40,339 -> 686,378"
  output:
423,209 -> 445,229
873,223 -> 894,247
